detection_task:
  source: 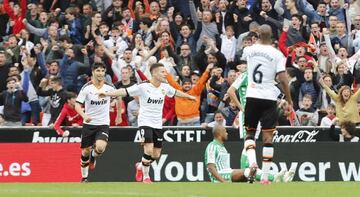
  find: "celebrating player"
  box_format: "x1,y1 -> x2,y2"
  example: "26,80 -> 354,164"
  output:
98,63 -> 196,183
242,25 -> 293,184
75,62 -> 121,182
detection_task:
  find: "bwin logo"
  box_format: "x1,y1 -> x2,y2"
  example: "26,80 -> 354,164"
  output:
147,97 -> 163,104
91,99 -> 107,105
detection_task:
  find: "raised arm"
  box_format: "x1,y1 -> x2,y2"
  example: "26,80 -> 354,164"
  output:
323,29 -> 337,65
189,0 -> 199,29
3,0 -> 15,18
21,0 -> 26,17
24,19 -> 47,37
166,72 -> 182,90
274,0 -> 284,16
318,77 -> 339,100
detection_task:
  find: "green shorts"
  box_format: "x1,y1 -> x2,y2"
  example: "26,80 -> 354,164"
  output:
209,169 -> 233,183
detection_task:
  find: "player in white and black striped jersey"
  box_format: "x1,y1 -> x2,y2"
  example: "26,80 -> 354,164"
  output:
98,63 -> 196,183
75,62 -> 122,183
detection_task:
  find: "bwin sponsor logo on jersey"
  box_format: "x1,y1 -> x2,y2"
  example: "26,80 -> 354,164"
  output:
147,97 -> 164,104
90,99 -> 108,105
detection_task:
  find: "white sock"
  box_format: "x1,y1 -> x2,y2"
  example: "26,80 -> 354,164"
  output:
262,146 -> 274,180
142,164 -> 150,179
244,139 -> 257,166
81,166 -> 89,178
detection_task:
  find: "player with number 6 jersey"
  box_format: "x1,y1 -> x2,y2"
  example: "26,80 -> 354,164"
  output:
241,24 -> 293,184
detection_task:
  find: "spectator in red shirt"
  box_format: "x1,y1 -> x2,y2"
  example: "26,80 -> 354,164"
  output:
53,92 -> 83,136
3,0 -> 26,35
110,97 -> 129,126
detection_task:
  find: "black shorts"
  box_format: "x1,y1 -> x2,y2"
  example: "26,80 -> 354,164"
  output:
81,124 -> 109,148
244,97 -> 278,131
139,126 -> 163,148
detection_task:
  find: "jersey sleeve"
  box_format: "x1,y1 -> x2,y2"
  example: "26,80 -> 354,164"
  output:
231,75 -> 243,90
276,53 -> 286,74
126,84 -> 141,97
76,87 -> 87,104
206,144 -> 216,164
241,47 -> 249,60
163,83 -> 176,97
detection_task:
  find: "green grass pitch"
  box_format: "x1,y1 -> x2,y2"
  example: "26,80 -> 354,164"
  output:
0,182 -> 358,197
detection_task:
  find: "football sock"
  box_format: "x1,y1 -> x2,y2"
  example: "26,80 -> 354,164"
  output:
142,154 -> 153,179
244,138 -> 257,166
81,155 -> 90,178
262,144 -> 274,181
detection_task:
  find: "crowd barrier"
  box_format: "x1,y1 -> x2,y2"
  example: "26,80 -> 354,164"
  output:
0,126 -> 359,182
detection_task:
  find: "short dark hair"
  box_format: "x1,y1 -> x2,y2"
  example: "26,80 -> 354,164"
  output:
318,1 -> 327,6
292,14 -> 303,23
6,77 -> 16,83
91,62 -> 106,70
59,35 -> 72,43
214,110 -> 224,117
11,74 -> 21,81
149,63 -> 164,74
47,59 -> 59,66
66,92 -> 77,100
140,17 -> 152,27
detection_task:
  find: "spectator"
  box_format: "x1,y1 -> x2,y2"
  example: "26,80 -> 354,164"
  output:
53,92 -> 83,136
0,51 -> 10,92
220,100 -> 240,127
166,63 -> 213,126
110,97 -> 128,126
319,77 -> 360,124
296,94 -> 319,126
220,26 -> 237,63
202,110 -> 227,128
0,77 -> 28,126
329,118 -> 359,142
115,67 -> 136,107
127,96 -> 140,126
62,7 -> 84,45
328,0 -> 346,23
3,0 -> 26,34
298,67 -> 320,108
320,103 -> 336,127
162,96 -> 175,126
37,76 -> 68,126
317,74 -> 336,111
59,47 -> 90,92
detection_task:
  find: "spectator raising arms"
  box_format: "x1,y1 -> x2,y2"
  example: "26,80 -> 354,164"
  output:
319,77 -> 360,124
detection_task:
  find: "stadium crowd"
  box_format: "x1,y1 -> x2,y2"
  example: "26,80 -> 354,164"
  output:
0,0 -> 359,134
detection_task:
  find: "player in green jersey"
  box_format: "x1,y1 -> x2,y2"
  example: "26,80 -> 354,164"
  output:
204,125 -> 257,183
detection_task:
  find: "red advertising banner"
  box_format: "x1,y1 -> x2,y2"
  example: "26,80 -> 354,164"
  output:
0,143 -> 81,182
